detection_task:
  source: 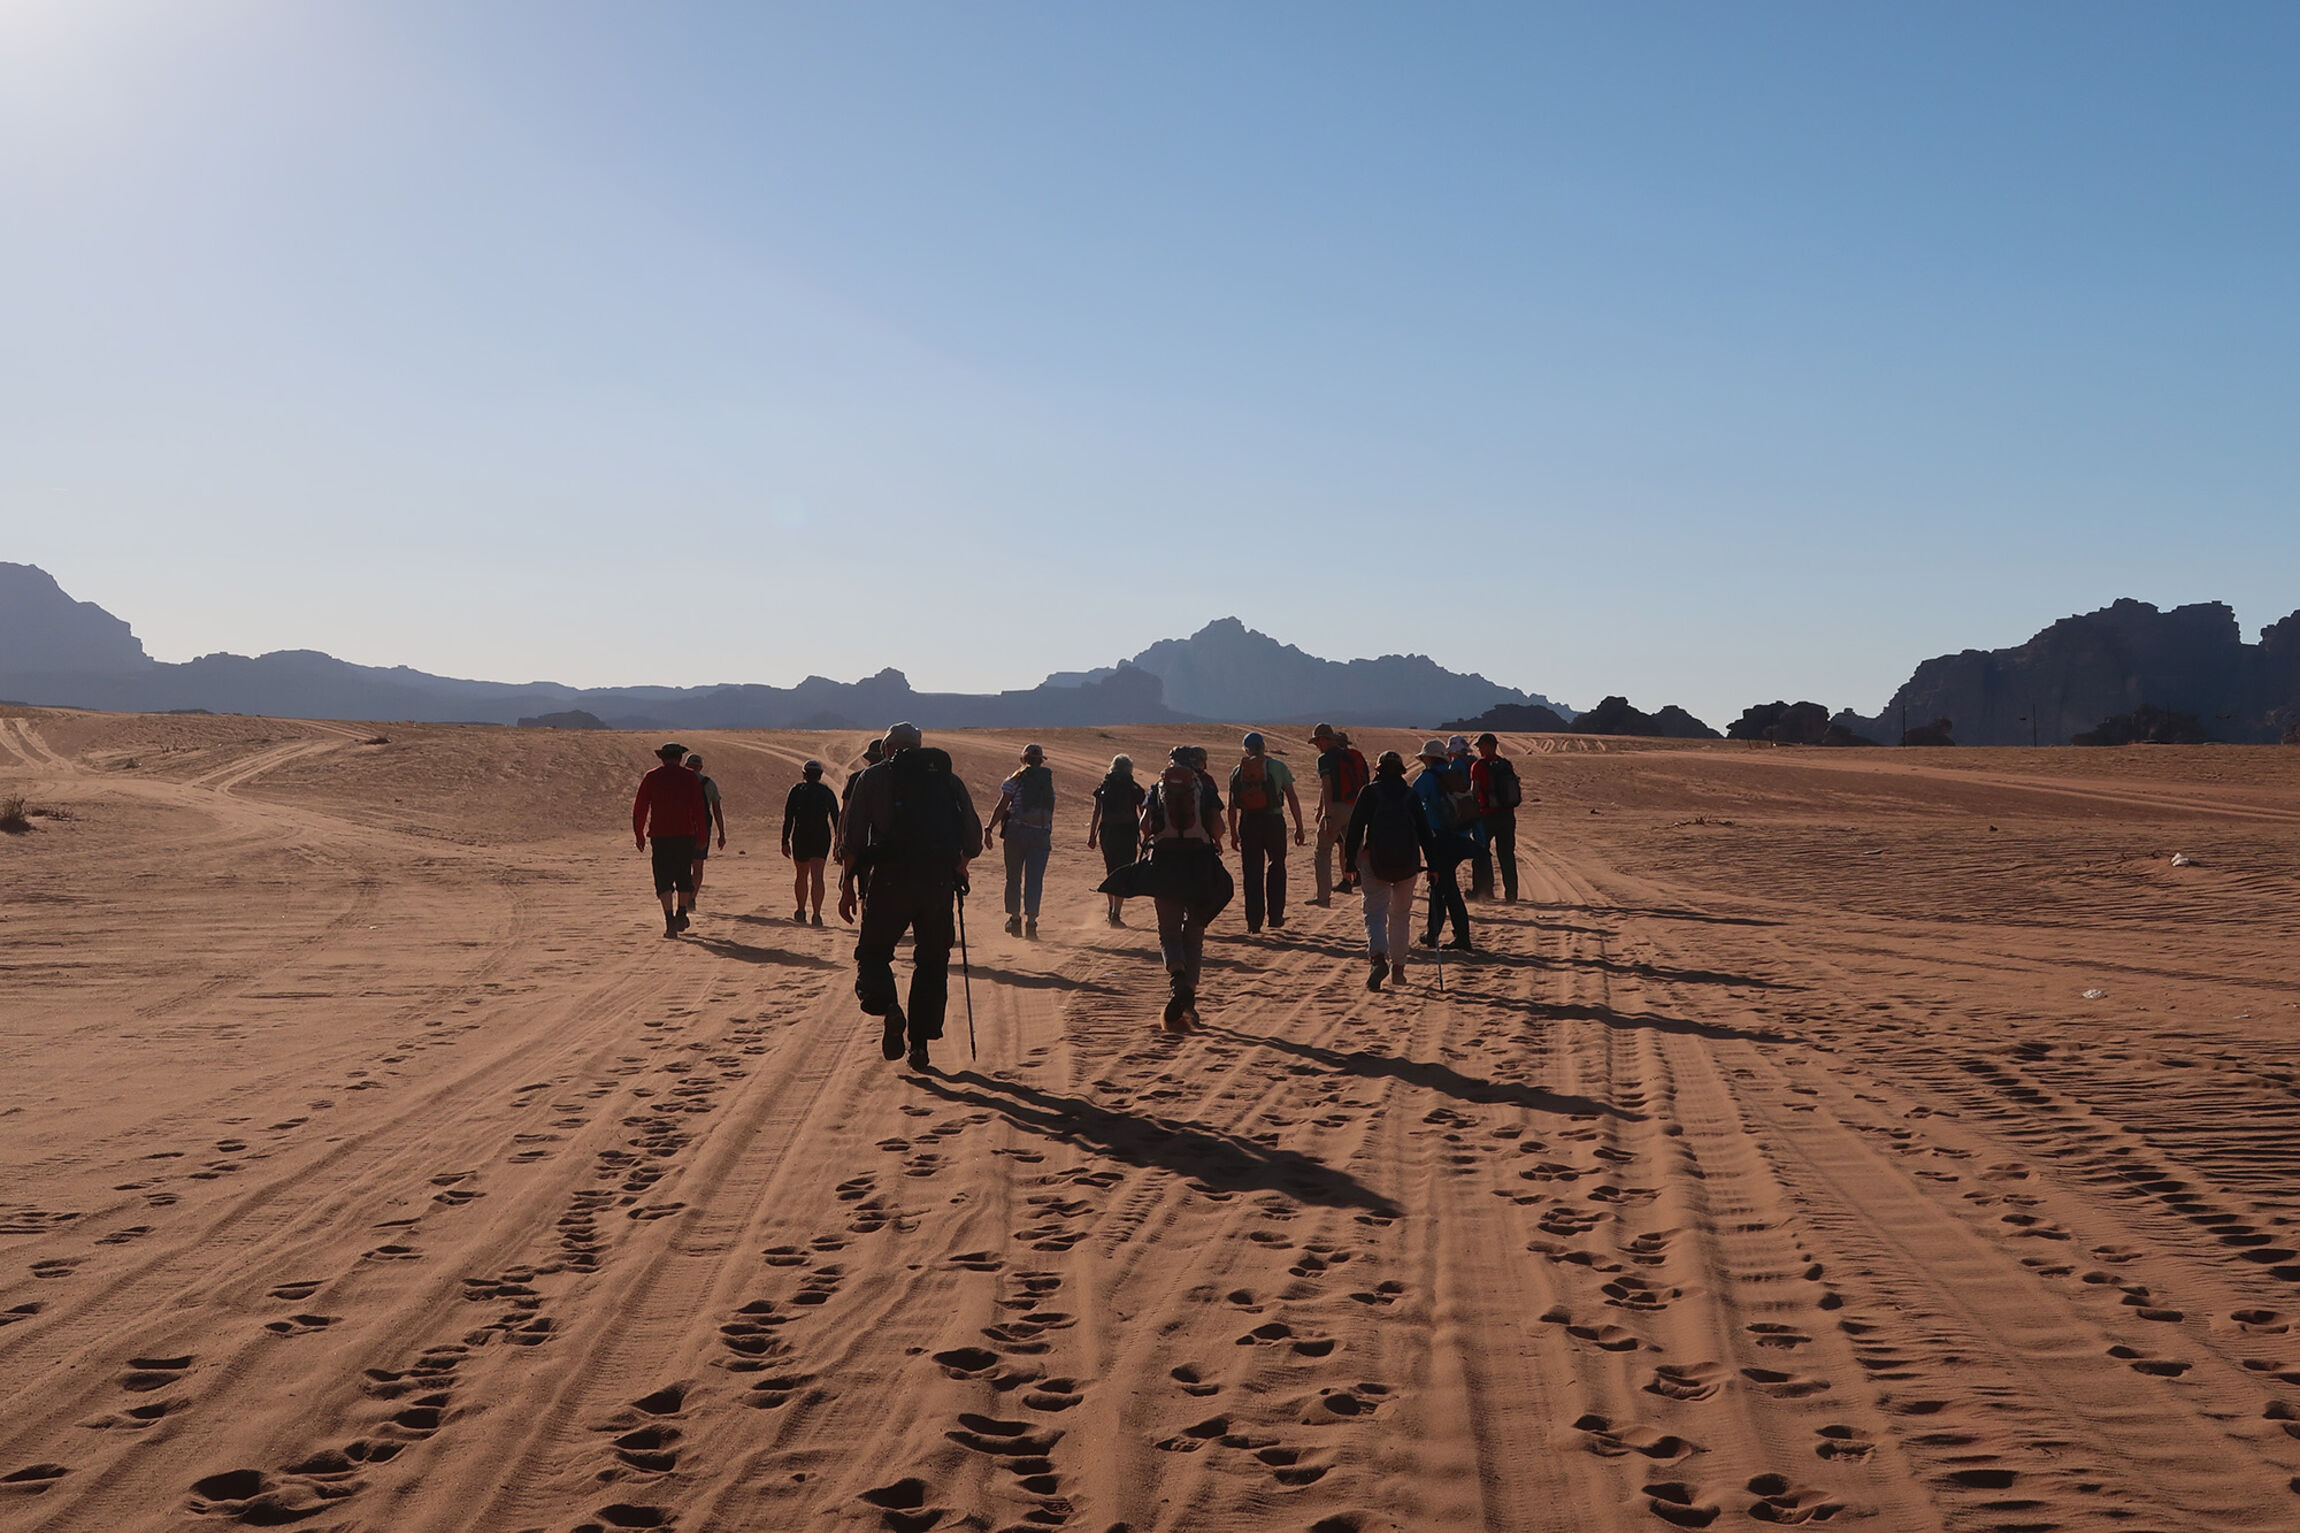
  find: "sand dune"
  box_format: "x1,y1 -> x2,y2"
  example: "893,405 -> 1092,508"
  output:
4,707 -> 2299,1531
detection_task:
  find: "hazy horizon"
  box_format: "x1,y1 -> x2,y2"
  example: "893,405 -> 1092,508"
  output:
6,3 -> 2296,726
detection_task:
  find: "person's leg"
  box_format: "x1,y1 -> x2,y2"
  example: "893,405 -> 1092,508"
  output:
806,859 -> 827,918
906,884 -> 955,1046
1387,875 -> 1418,959
1238,820 -> 1266,932
1440,857 -> 1470,944
1022,827 -> 1050,920
1004,835 -> 1026,918
1491,812 -> 1518,900
1265,819 -> 1288,926
853,880 -> 908,1016
691,854 -> 707,904
1154,895 -> 1187,974
1359,862 -> 1388,955
793,859 -> 808,918
1313,814 -> 1338,903
1468,822 -> 1492,899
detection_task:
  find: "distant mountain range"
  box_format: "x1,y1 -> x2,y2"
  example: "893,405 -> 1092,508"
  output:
0,563 -> 1572,731
1838,599 -> 2300,746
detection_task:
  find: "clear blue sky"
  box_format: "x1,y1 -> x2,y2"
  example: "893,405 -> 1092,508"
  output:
5,2 -> 2295,724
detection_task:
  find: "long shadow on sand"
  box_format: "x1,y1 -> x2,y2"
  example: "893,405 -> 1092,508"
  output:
1540,952 -> 1801,991
691,936 -> 840,970
969,964 -> 1119,995
913,1071 -> 1400,1217
1545,901 -> 1783,929
1540,998 -> 1790,1045
1205,1026 -> 1639,1122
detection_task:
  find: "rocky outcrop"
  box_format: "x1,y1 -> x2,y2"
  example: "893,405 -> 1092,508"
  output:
1437,702 -> 1572,735
0,568 -> 1575,731
1728,701 -> 1878,746
0,563 -> 151,674
517,710 -> 610,730
1569,697 -> 1720,740
1842,599 -> 2300,745
1110,618 -> 1572,727
1901,718 -> 1956,747
2072,705 -> 2210,746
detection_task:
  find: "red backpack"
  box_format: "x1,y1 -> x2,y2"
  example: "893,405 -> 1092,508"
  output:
1331,747 -> 1369,805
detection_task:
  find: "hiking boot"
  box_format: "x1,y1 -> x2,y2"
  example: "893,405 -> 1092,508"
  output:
1269,915 -> 1286,930
1308,896 -> 1331,908
880,1005 -> 907,1062
811,912 -> 824,926
1415,932 -> 1438,948
1366,957 -> 1386,992
1025,918 -> 1038,940
1390,960 -> 1407,984
1443,937 -> 1473,952
674,909 -> 691,932
906,1037 -> 932,1071
793,907 -> 807,923
1162,977 -> 1193,1030
663,914 -> 679,938
1005,915 -> 1023,937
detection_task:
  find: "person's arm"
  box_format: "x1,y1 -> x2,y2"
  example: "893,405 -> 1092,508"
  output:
826,784 -> 841,831
633,776 -> 652,850
711,787 -> 727,848
1224,770 -> 1240,845
1341,792 -> 1366,866
985,782 -> 1010,844
1284,776 -> 1305,844
953,779 -> 985,880
1087,794 -> 1103,848
781,785 -> 798,857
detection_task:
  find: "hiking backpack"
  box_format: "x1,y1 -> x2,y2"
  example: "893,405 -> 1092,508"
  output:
1330,747 -> 1369,805
1151,765 -> 1210,841
881,747 -> 967,868
1017,763 -> 1055,814
1434,764 -> 1482,832
1362,778 -> 1424,883
1483,756 -> 1522,812
1233,755 -> 1273,814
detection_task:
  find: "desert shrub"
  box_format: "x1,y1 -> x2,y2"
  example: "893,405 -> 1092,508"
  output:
361,735 -> 390,746
0,795 -> 29,833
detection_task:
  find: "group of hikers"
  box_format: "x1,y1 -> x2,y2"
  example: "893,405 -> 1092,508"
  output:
629,722 -> 1525,1068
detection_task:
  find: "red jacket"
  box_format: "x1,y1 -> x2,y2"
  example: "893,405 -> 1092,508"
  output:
633,763 -> 711,841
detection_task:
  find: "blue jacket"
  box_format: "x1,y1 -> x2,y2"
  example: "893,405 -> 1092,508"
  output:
1413,764 -> 1478,859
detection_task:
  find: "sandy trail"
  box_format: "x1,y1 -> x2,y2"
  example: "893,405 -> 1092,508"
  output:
3,709 -> 2298,1532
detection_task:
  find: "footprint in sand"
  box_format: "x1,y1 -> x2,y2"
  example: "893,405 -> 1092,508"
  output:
1170,1364 -> 1220,1397
2,1464 -> 69,1494
1741,1367 -> 1832,1398
120,1355 -> 194,1393
262,1314 -> 340,1337
2107,1344 -> 2191,1377
1744,1471 -> 1844,1524
1813,1425 -> 1872,1461
858,1476 -> 951,1533
0,1302 -> 42,1328
610,1424 -> 680,1473
1645,1362 -> 1728,1403
1642,1480 -> 1722,1527
1569,1412 -> 1698,1463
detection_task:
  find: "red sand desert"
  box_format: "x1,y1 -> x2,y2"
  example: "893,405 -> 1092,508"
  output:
4,706 -> 2300,1531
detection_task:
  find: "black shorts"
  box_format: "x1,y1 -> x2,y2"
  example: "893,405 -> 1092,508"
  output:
1100,836 -> 1140,878
790,826 -> 833,862
651,836 -> 699,894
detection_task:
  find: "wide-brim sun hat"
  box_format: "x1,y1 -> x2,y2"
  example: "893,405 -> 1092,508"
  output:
657,742 -> 688,760
884,721 -> 922,749
1375,749 -> 1406,773
1419,738 -> 1448,761
1446,734 -> 1470,754
1310,722 -> 1336,741
1022,743 -> 1045,760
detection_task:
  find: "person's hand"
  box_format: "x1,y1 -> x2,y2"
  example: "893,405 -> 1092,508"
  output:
838,880 -> 858,924
718,834 -> 726,850
1294,826 -> 1306,846
780,844 -> 792,860
1087,832 -> 1097,849
635,836 -> 646,852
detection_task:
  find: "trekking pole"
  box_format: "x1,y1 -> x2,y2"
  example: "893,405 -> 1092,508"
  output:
956,886 -> 978,1062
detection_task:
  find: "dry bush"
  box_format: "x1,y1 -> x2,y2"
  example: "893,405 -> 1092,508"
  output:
0,795 -> 29,833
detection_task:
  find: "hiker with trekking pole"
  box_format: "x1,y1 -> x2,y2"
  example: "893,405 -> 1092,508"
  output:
1344,749 -> 1439,991
1412,739 -> 1478,955
834,722 -> 983,1072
